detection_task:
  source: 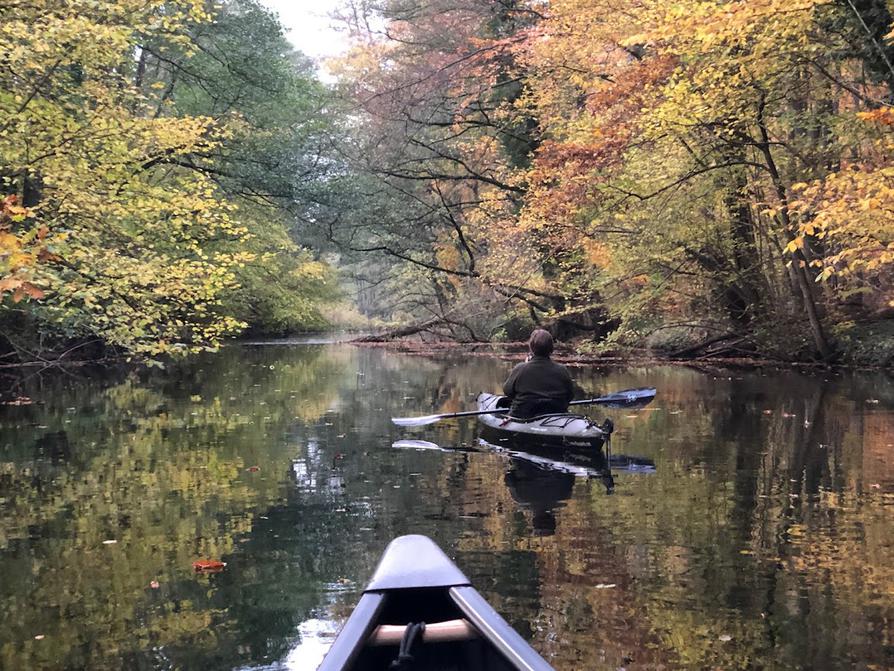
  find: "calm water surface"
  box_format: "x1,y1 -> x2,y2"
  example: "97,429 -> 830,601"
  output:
1,344 -> 892,670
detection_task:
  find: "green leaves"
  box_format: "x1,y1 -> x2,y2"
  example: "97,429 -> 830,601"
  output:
0,0 -> 341,359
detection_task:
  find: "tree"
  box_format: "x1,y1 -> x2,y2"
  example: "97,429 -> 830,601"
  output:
323,0 -> 570,340
0,0 -> 344,360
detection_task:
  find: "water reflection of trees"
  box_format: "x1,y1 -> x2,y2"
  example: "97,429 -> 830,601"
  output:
0,352 -> 891,671
0,345 -> 366,670
427,367 -> 893,670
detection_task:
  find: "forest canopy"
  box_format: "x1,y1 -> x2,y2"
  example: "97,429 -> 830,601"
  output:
0,0 -> 343,360
322,0 -> 894,363
2,0 -> 893,364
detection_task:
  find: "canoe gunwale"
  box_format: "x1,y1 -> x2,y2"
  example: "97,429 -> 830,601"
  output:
450,585 -> 554,671
316,592 -> 386,671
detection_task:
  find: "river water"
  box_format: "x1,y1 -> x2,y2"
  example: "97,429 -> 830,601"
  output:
1,343 -> 892,670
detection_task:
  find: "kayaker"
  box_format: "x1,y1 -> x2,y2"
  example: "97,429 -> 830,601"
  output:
503,329 -> 574,418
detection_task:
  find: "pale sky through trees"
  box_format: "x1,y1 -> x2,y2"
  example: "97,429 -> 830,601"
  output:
259,0 -> 349,63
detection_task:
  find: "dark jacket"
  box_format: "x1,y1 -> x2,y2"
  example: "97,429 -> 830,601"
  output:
503,355 -> 574,418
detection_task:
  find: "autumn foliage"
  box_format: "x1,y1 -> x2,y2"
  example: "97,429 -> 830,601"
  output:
331,0 -> 894,361
0,0 -> 340,361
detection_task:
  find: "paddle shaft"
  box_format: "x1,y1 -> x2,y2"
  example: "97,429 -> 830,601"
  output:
392,388 -> 656,426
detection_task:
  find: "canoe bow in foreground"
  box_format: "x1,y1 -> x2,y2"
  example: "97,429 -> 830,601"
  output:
317,534 -> 554,671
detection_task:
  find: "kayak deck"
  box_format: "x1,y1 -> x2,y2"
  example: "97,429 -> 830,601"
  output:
477,393 -> 609,454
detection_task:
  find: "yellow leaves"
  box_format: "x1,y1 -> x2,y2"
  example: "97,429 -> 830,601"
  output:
785,237 -> 805,254
0,1 -> 249,355
788,160 -> 894,285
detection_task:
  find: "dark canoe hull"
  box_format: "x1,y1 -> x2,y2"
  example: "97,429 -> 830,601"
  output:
476,393 -> 608,462
318,535 -> 554,671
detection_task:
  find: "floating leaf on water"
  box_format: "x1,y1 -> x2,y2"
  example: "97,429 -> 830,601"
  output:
193,560 -> 226,573
1,396 -> 33,406
34,635 -> 45,640
102,539 -> 117,545
718,634 -> 732,642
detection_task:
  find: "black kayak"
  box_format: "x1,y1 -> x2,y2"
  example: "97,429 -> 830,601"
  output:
317,534 -> 554,671
476,393 -> 611,457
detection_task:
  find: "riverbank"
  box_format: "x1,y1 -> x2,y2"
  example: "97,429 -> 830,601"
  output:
352,335 -> 894,372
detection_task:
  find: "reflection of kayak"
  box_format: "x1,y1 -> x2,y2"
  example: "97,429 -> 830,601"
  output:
476,392 -> 610,455
318,534 -> 553,671
478,437 -> 608,476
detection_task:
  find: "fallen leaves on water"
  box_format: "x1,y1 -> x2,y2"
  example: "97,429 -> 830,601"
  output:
193,560 -> 226,573
1,396 -> 33,406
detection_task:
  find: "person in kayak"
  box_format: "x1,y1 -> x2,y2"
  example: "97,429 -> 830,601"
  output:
503,329 -> 574,419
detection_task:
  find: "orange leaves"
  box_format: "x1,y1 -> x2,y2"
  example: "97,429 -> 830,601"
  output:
856,109 -> 894,126
0,195 -> 28,223
0,278 -> 45,302
192,560 -> 226,573
0,194 -> 52,303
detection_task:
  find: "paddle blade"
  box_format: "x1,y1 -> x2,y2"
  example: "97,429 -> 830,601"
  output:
575,387 -> 656,409
599,387 -> 656,408
392,439 -> 443,450
392,414 -> 443,427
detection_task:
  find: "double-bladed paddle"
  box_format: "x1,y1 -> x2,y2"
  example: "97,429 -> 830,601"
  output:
392,387 -> 656,427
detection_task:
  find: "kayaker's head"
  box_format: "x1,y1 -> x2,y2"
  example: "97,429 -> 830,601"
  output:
528,329 -> 554,357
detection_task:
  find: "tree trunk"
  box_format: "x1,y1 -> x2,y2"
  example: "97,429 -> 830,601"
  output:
756,102 -> 833,360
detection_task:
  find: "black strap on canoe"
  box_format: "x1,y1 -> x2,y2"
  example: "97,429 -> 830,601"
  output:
389,621 -> 426,669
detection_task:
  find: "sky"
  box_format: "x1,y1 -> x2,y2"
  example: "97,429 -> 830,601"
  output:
258,0 -> 351,62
